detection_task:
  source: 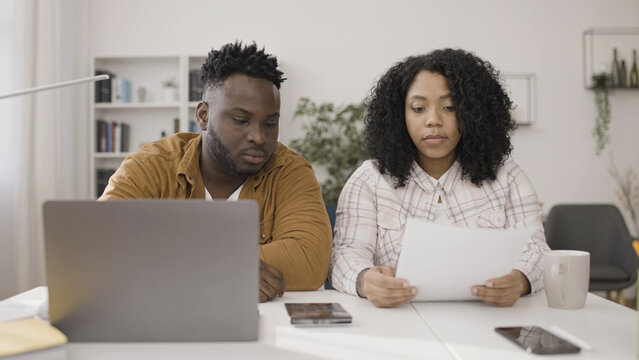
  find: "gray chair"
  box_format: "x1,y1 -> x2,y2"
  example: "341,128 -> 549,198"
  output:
544,204 -> 638,304
324,205 -> 337,290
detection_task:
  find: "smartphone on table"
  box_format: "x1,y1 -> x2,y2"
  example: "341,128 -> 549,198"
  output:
284,302 -> 352,326
495,326 -> 580,355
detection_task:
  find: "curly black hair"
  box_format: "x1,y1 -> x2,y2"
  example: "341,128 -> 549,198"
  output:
364,48 -> 516,188
200,41 -> 285,94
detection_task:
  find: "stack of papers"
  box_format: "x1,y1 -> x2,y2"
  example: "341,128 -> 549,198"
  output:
395,219 -> 533,301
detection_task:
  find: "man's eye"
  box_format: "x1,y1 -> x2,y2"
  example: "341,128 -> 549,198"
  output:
232,118 -> 248,124
265,122 -> 278,128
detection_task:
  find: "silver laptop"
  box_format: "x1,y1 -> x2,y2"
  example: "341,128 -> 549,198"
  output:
43,200 -> 259,342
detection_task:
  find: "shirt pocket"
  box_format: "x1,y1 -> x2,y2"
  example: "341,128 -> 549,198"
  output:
259,219 -> 274,244
476,207 -> 507,228
376,209 -> 405,264
378,209 -> 402,230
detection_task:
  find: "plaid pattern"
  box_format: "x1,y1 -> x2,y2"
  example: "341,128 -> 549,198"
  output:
330,159 -> 549,296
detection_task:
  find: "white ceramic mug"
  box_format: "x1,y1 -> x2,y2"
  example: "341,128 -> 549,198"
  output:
543,250 -> 590,309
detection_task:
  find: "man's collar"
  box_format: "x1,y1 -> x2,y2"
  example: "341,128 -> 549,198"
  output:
176,135 -> 203,188
176,135 -> 286,188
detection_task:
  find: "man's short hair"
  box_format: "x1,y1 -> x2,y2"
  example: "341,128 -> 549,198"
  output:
201,41 -> 286,92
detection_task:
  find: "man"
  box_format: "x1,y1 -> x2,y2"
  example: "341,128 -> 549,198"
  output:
100,41 -> 332,302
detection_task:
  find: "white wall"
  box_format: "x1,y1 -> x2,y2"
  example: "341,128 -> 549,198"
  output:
86,0 -> 639,228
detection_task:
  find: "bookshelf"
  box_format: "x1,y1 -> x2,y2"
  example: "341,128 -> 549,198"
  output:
89,54 -> 206,198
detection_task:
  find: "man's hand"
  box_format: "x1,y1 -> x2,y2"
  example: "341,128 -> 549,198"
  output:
259,260 -> 285,303
471,269 -> 530,307
359,266 -> 418,308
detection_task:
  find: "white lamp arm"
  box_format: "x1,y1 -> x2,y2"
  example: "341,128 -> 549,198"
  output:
0,74 -> 110,99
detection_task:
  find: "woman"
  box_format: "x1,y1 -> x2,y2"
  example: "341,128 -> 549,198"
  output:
330,49 -> 549,308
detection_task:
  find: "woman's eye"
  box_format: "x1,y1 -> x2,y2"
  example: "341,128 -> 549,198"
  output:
443,105 -> 456,112
232,118 -> 248,124
412,106 -> 424,113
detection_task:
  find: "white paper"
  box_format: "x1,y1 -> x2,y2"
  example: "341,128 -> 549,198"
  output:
395,219 -> 534,301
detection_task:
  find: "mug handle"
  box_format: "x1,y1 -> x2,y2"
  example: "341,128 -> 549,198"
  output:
551,262 -> 566,306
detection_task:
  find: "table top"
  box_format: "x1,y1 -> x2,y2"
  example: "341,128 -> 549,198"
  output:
1,287 -> 636,360
412,290 -> 637,360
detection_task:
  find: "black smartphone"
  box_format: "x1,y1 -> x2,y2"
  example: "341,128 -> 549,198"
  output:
495,326 -> 581,355
284,302 -> 352,325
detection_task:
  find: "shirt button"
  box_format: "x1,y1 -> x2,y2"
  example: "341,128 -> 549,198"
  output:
261,234 -> 266,239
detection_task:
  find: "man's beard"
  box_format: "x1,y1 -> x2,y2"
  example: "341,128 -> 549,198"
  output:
207,126 -> 266,176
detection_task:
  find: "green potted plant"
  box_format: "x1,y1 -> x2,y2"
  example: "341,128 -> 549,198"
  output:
591,73 -> 612,155
289,97 -> 369,207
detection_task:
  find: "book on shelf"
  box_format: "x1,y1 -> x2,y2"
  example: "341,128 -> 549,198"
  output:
120,78 -> 132,103
188,119 -> 201,133
97,119 -> 108,152
94,70 -> 133,103
110,77 -> 132,103
189,69 -> 203,101
120,123 -> 130,152
106,122 -> 112,152
95,70 -> 115,103
96,119 -> 130,153
112,121 -> 119,152
96,168 -> 116,198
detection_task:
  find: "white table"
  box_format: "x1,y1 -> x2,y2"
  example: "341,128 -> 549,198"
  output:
412,291 -> 637,360
0,287 -> 452,360
1,287 -> 636,359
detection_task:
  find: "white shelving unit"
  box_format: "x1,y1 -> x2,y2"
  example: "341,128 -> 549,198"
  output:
89,54 -> 206,198
583,27 -> 639,89
502,73 -> 537,126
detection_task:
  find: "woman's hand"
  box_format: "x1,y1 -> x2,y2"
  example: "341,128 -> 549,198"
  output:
359,266 -> 418,308
471,269 -> 531,307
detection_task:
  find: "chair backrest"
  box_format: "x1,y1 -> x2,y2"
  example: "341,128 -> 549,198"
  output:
324,205 -> 338,290
326,204 -> 337,235
544,204 -> 634,267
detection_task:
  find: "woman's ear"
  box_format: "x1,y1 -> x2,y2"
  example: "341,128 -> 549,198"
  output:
196,102 -> 208,131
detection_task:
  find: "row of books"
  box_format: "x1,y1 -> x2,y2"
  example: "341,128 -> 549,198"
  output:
189,69 -> 204,101
96,120 -> 131,153
95,70 -> 132,103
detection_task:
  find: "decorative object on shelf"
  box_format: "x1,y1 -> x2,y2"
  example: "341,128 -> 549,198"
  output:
631,49 -> 639,88
161,77 -> 179,101
591,73 -> 612,155
289,98 -> 368,205
137,87 -> 147,102
620,60 -> 628,87
609,153 -> 639,236
612,48 -> 620,87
